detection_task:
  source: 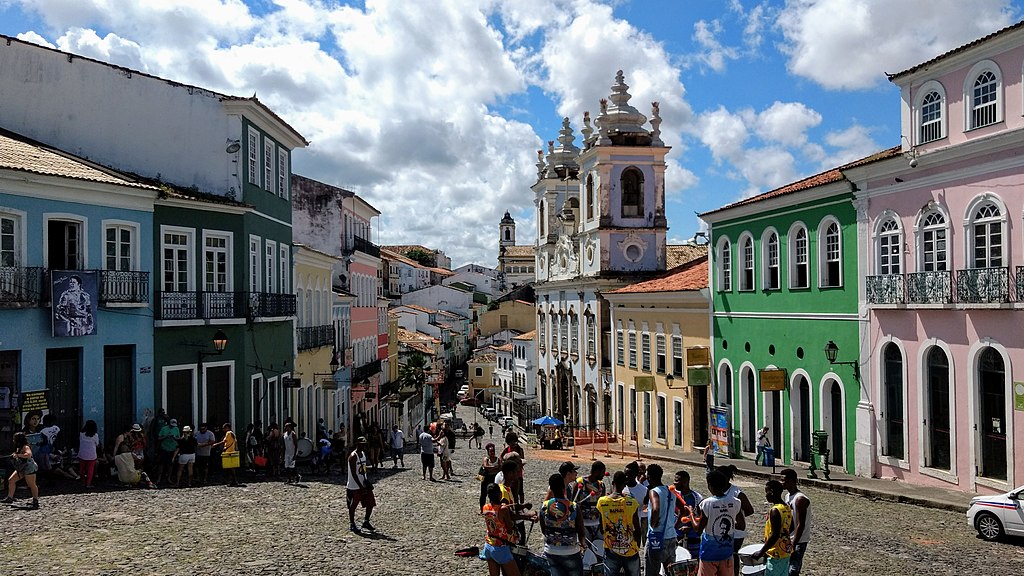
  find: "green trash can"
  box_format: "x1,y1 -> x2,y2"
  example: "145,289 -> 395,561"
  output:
812,430 -> 829,453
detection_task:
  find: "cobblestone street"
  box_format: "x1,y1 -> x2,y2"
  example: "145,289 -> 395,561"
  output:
0,444 -> 1021,575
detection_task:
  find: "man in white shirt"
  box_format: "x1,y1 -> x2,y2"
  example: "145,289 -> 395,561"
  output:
622,460 -> 649,545
419,428 -> 435,481
780,468 -> 812,576
390,425 -> 405,468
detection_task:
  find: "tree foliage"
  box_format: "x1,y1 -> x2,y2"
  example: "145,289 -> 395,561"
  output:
405,248 -> 435,267
399,353 -> 428,391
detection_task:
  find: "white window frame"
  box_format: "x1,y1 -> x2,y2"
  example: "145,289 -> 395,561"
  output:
716,237 -> 732,291
739,233 -> 755,291
616,323 -> 624,366
263,139 -> 275,192
265,240 -> 277,293
160,225 -> 195,292
656,392 -> 667,441
202,230 -> 234,293
963,60 -> 1003,131
964,194 -> 1007,269
655,333 -> 666,374
249,235 -> 261,292
874,214 -> 902,275
628,327 -> 637,369
0,208 -> 26,268
641,328 -> 651,372
279,244 -> 290,294
915,205 -> 949,272
762,228 -> 780,290
247,127 -> 260,186
788,222 -> 809,289
672,334 -> 683,377
673,398 -> 683,447
916,80 -> 946,144
43,213 -> 88,270
818,217 -> 842,288
277,148 -> 289,199
102,219 -> 139,272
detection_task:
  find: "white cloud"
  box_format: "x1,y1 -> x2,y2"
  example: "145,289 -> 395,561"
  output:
754,101 -> 821,148
692,19 -> 739,73
777,0 -> 1019,89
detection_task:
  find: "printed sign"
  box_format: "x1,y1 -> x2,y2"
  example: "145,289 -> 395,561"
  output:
759,368 -> 788,392
20,389 -> 49,426
320,378 -> 338,391
1014,382 -> 1024,411
634,375 -> 655,392
282,377 -> 301,389
709,405 -> 731,458
52,270 -> 98,337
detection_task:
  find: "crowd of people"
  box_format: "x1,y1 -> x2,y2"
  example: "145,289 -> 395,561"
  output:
477,437 -> 812,576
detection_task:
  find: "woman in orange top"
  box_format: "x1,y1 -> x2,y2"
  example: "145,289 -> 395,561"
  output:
482,483 -> 521,576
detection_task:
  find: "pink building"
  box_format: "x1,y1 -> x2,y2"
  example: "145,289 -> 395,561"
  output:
849,23 -> 1024,494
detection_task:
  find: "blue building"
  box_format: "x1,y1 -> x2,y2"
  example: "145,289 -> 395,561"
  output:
0,128 -> 158,448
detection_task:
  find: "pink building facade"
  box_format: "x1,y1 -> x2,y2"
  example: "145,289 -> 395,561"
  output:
850,23 -> 1024,494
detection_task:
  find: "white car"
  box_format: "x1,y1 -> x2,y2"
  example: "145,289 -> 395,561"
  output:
967,484 -> 1024,541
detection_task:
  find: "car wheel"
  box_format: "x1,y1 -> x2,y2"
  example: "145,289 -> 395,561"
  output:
975,511 -> 1004,541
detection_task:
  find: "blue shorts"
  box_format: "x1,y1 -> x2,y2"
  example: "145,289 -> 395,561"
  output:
484,543 -> 513,565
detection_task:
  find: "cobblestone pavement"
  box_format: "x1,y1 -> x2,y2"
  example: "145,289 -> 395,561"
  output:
0,444 -> 1021,575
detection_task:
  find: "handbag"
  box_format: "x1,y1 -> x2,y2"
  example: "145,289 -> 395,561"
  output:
253,455 -> 268,467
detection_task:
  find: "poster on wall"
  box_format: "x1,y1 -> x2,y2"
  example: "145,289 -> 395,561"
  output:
51,270 -> 98,337
709,405 -> 731,457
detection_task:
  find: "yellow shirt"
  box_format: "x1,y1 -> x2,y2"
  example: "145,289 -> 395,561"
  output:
499,482 -> 513,505
765,503 -> 793,559
596,494 -> 640,557
223,430 -> 237,453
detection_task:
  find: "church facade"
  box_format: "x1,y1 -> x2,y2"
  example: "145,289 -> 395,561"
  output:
533,71 -> 670,431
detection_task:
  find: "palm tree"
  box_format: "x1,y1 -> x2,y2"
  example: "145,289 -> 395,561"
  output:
398,353 -> 428,393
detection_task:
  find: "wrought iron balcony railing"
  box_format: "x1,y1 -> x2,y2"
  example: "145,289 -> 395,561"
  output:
865,274 -> 905,304
906,270 -> 953,304
248,292 -> 297,317
99,270 -> 149,304
1017,266 -> 1024,302
156,291 -> 247,320
0,266 -> 45,306
297,325 -> 335,351
344,235 -> 380,259
956,267 -> 1010,304
352,359 -> 382,384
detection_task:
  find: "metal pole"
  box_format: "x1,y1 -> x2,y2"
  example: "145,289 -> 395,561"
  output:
572,424 -> 578,459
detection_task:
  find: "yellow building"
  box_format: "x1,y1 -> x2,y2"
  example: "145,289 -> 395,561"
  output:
604,257 -> 710,452
477,299 -> 536,338
293,244 -> 342,438
467,349 -> 498,405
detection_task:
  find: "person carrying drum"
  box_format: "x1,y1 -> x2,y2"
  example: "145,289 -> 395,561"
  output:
750,480 -> 792,576
347,436 -> 376,534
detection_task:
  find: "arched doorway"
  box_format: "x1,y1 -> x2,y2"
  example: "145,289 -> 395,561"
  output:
571,385 -> 581,429
741,368 -> 756,452
556,366 -> 570,423
821,379 -> 844,467
883,343 -> 904,460
718,364 -> 733,406
791,375 -> 811,462
925,347 -> 950,470
979,347 -> 1007,480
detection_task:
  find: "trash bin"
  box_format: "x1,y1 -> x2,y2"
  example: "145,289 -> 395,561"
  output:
812,430 -> 829,453
762,446 -> 775,467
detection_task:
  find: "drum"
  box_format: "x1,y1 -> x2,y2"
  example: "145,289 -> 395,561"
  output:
296,437 -> 314,459
582,548 -> 599,570
664,559 -> 699,576
737,544 -> 766,566
586,564 -> 605,576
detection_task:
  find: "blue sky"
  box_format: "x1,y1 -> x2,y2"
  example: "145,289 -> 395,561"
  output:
0,0 -> 1020,266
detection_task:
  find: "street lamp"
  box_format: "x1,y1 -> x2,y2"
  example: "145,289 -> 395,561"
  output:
823,340 -> 860,382
198,329 -> 229,361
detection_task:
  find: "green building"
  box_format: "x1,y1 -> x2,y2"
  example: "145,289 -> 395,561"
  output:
700,159 -> 873,474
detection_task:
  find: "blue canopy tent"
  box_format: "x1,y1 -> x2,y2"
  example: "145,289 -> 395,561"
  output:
532,415 -> 564,426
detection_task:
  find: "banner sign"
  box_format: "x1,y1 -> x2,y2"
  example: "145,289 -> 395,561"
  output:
759,368 -> 788,392
319,378 -> 337,390
1014,381 -> 1024,411
686,347 -> 710,367
709,405 -> 731,458
52,270 -> 98,337
282,377 -> 301,389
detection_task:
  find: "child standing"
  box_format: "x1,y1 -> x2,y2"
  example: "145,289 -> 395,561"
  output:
2,432 -> 40,508
78,420 -> 102,488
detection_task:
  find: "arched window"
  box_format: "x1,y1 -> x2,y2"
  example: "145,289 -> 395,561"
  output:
504,229 -> 511,241
789,225 -> 808,289
882,343 -> 904,460
762,230 -> 779,290
717,238 -> 732,292
918,210 -> 947,271
920,91 -> 943,143
969,201 -> 1003,268
971,70 -> 999,128
877,217 -> 901,275
538,202 -> 545,237
978,347 -> 1007,480
819,219 -> 842,287
740,235 -> 754,291
621,168 -> 644,218
586,174 -> 595,220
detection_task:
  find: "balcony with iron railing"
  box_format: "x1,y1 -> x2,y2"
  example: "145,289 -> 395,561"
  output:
0,266 -> 45,306
907,270 -> 953,304
957,266 -> 1009,304
352,359 -> 382,383
866,274 -> 905,305
297,325 -> 335,351
248,292 -> 297,317
156,291 -> 296,320
99,270 -> 149,304
345,235 -> 380,259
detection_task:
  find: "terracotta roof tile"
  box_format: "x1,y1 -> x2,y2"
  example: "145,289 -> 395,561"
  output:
512,330 -> 536,340
609,256 -> 708,294
666,244 -> 708,268
471,353 -> 497,363
0,128 -> 159,191
501,245 -> 535,257
494,343 -> 514,352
